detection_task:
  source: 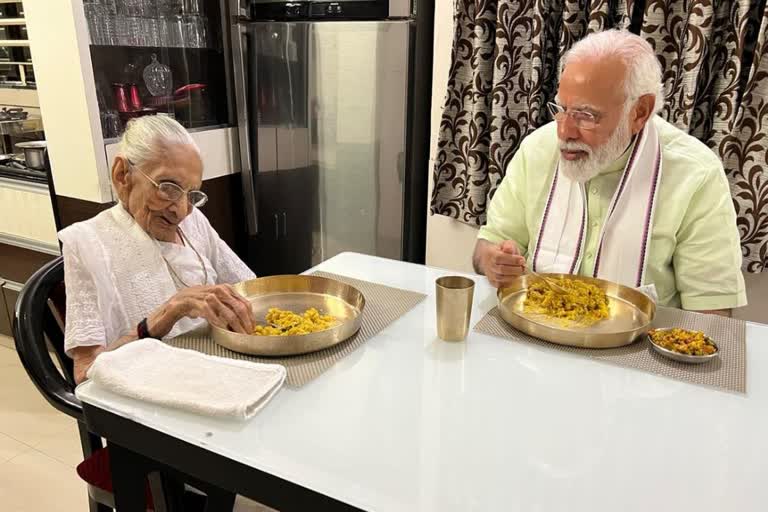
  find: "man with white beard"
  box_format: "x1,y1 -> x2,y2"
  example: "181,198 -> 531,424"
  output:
473,30 -> 746,315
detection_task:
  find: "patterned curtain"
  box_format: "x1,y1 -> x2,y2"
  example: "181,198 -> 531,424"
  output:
430,0 -> 631,224
431,0 -> 768,272
641,0 -> 768,271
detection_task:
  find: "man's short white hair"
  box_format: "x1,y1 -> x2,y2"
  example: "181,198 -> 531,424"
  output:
117,114 -> 200,168
562,30 -> 665,115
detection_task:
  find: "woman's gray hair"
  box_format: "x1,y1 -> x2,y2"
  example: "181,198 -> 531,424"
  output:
117,115 -> 200,168
562,30 -> 665,115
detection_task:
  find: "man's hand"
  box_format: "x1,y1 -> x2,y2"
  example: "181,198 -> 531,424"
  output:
474,239 -> 527,288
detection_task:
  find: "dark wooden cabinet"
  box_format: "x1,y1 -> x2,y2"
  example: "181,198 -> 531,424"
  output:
247,166 -> 318,277
1,285 -> 18,338
0,242 -> 56,338
276,166 -> 318,274
0,281 -> 10,338
85,0 -> 232,139
248,170 -> 282,276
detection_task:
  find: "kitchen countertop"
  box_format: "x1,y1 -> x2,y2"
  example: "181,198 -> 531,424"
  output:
0,166 -> 48,186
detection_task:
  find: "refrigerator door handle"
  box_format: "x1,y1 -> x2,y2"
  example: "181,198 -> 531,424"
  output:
282,211 -> 287,238
232,20 -> 258,236
274,213 -> 279,240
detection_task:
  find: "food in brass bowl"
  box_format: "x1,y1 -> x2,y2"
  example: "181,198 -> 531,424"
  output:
253,307 -> 339,336
523,277 -> 610,326
498,273 -> 655,349
648,328 -> 719,364
212,275 -> 364,356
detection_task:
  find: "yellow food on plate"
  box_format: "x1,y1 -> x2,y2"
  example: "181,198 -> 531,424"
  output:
523,278 -> 610,326
252,307 -> 338,336
649,328 -> 717,356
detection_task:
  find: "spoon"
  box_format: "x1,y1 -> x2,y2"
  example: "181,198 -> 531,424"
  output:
528,271 -> 570,295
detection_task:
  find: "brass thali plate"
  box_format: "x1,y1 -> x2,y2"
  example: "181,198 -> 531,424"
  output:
497,274 -> 656,348
211,275 -> 365,357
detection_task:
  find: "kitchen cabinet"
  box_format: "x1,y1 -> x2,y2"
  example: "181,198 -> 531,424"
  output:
0,281 -> 10,338
0,282 -> 20,339
0,240 -> 56,338
83,0 -> 233,139
248,165 -> 318,276
25,1 -> 241,209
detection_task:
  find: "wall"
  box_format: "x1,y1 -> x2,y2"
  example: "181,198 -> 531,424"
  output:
24,0 -> 112,203
425,1 -> 477,273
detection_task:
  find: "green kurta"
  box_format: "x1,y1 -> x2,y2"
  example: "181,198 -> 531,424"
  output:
478,116 -> 747,310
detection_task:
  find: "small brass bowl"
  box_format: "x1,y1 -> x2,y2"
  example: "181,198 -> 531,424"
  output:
648,328 -> 719,364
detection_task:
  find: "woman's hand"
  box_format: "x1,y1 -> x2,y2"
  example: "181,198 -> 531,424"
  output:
148,284 -> 256,337
71,285 -> 254,384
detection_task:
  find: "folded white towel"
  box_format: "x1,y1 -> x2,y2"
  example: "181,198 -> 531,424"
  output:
87,338 -> 286,420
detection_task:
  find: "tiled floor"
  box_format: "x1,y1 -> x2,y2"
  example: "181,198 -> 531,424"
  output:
0,337 -> 89,512
0,334 -> 15,350
0,335 -> 273,511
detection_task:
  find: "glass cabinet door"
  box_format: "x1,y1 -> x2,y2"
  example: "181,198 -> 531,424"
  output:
82,0 -> 232,139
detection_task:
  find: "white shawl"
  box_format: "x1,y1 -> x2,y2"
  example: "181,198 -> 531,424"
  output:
59,205 -> 255,354
531,122 -> 663,287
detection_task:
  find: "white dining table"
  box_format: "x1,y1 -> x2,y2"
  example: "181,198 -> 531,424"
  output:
77,252 -> 768,511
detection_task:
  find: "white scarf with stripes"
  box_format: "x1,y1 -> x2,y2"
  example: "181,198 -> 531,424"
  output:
531,122 -> 663,288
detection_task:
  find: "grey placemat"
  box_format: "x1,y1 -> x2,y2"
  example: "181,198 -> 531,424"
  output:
474,306 -> 747,393
167,272 -> 426,387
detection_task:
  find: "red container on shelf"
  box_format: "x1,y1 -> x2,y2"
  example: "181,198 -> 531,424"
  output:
128,83 -> 143,111
112,83 -> 130,113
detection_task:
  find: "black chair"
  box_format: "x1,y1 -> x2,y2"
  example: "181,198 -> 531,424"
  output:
13,257 -> 235,512
12,257 -> 113,510
12,257 -> 176,511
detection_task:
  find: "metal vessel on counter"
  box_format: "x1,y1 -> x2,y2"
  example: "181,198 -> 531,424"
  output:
0,107 -> 28,121
211,275 -> 366,356
497,273 -> 656,348
15,141 -> 47,171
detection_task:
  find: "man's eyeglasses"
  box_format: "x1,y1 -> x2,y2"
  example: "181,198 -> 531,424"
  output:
547,102 -> 600,131
127,159 -> 208,208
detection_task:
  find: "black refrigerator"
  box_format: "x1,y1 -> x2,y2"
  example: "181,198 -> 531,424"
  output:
230,0 -> 432,275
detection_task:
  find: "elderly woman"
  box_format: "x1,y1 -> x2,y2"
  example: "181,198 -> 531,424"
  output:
60,115 -> 257,384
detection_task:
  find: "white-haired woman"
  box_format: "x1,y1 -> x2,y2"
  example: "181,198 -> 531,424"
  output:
60,115 -> 257,384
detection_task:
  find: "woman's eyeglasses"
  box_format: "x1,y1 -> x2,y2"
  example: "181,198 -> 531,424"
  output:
127,159 -> 208,208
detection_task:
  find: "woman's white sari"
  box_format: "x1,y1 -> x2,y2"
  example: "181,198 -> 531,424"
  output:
59,204 -> 255,355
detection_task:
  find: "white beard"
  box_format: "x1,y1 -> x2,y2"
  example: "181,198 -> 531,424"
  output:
558,119 -> 633,183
